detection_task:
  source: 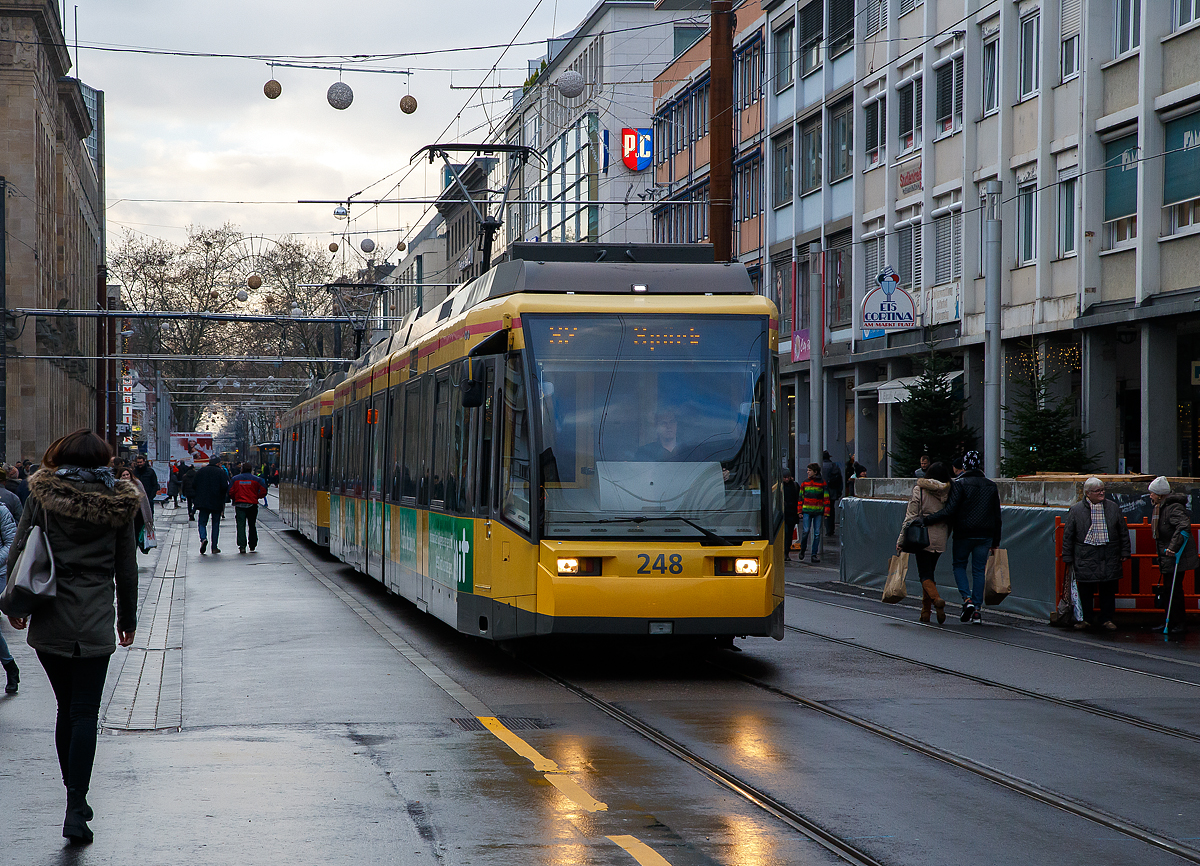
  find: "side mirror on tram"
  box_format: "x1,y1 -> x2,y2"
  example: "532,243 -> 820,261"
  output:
461,376 -> 485,408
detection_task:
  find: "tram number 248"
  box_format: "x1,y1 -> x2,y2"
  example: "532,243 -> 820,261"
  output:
637,553 -> 684,574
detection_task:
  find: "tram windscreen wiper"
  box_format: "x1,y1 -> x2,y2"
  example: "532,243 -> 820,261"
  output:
588,515 -> 735,547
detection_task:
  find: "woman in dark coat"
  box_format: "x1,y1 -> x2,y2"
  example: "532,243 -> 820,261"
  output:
1149,476 -> 1198,637
5,430 -> 141,843
1061,477 -> 1130,631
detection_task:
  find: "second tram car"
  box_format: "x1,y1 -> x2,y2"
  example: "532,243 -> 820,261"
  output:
281,254 -> 784,640
279,385 -> 335,545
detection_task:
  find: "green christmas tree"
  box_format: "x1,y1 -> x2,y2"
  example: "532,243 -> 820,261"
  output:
1000,349 -> 1096,477
890,351 -> 977,476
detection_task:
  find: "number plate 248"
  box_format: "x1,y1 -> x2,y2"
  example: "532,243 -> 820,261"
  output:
636,553 -> 684,574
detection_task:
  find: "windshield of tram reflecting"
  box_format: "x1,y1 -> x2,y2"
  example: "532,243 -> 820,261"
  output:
526,315 -> 768,541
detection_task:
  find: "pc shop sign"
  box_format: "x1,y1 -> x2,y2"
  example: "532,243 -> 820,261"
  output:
622,128 -> 652,171
862,267 -> 917,331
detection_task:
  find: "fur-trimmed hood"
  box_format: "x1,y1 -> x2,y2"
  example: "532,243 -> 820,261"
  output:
917,477 -> 950,495
28,469 -> 143,527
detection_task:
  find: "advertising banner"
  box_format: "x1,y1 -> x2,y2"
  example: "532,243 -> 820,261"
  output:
170,432 -> 213,468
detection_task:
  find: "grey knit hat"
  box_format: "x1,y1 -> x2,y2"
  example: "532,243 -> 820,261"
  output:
1148,476 -> 1171,495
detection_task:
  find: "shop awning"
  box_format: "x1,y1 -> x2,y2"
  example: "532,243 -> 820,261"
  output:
876,370 -> 963,404
853,380 -> 888,394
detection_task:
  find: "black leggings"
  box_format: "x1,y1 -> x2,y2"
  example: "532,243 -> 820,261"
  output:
37,652 -> 111,793
913,550 -> 941,582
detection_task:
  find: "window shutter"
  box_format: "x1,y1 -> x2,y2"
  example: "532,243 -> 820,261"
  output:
936,65 -> 953,124
899,85 -> 913,136
865,0 -> 881,35
954,57 -> 964,118
915,78 -> 923,132
865,104 -> 878,151
934,215 -> 952,284
899,0 -> 916,15
800,1 -> 823,49
1061,0 -> 1081,34
865,237 -> 880,284
913,222 -> 923,288
898,226 -> 913,287
951,212 -> 963,281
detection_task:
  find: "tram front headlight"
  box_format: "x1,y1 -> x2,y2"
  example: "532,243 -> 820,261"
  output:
557,557 -> 601,576
734,558 -> 759,575
715,557 -> 760,575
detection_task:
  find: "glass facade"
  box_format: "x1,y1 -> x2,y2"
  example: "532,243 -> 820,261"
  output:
541,113 -> 599,243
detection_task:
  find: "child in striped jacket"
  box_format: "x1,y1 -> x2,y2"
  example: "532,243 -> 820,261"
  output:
798,463 -> 831,562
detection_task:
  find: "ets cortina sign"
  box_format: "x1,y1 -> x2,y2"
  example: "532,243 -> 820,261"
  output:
622,128 -> 652,171
862,267 -> 917,330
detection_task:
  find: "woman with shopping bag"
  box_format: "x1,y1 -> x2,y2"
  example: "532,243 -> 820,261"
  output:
894,462 -> 953,623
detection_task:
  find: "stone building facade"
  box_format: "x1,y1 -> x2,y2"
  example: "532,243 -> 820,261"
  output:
0,0 -> 104,461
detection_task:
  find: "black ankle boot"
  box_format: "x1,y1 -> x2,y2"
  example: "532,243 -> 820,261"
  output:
64,789 -> 93,844
2,659 -> 17,694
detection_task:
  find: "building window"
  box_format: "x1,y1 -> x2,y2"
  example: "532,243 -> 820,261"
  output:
1104,133 -> 1138,248
1163,110 -> 1200,234
799,1 -> 823,76
864,97 -> 886,167
1019,14 -> 1040,98
1061,0 -> 1081,80
897,222 -> 923,291
863,0 -> 884,36
773,23 -> 794,92
736,40 -> 764,108
898,78 -> 922,151
828,100 -> 852,182
826,231 -> 852,327
933,211 -> 962,284
897,0 -> 919,15
773,131 -> 794,207
1017,182 -> 1037,264
1058,175 -> 1077,256
801,117 -> 822,194
1179,0 -> 1200,28
934,57 -> 963,135
1116,0 -> 1141,55
828,0 -> 854,57
1061,34 -> 1079,80
982,37 -> 999,114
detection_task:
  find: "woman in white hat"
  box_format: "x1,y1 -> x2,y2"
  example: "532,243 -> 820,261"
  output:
1149,476 -> 1196,637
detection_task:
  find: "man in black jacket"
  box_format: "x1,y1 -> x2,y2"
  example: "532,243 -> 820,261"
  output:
782,470 -> 800,561
923,450 -> 1002,623
821,451 -> 843,537
179,463 -> 198,520
191,457 -> 230,554
132,455 -> 160,512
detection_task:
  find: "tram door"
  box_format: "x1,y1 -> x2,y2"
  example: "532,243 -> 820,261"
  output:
473,360 -> 499,595
366,390 -> 387,581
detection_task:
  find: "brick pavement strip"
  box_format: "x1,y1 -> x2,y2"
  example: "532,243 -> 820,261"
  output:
103,515 -> 186,733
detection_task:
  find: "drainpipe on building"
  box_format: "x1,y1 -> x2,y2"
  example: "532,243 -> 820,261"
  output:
984,180 -> 1002,478
809,241 -> 824,465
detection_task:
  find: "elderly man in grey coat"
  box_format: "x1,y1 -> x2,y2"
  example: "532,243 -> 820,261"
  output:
1062,477 -> 1130,631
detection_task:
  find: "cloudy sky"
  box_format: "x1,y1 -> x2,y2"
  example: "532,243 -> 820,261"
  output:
82,0 -> 597,254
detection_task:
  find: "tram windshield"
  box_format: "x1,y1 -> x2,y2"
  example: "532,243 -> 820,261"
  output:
526,314 -> 768,541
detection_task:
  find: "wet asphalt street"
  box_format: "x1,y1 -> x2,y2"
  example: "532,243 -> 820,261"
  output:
2,506 -> 1199,865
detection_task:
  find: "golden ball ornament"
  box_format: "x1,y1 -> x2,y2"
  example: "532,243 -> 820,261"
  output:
264,79 -> 282,99
328,242 -> 339,252
396,240 -> 407,252
399,94 -> 418,114
247,273 -> 263,290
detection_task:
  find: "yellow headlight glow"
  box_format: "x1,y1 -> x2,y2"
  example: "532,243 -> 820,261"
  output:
734,558 -> 759,575
557,557 -> 580,575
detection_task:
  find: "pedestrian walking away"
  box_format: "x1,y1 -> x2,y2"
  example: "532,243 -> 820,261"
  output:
797,463 -> 830,563
1061,477 -> 1130,631
131,455 -> 159,513
821,451 -> 843,537
4,429 -> 140,844
923,450 -> 1002,623
0,471 -> 22,525
191,456 -> 230,554
228,463 -> 268,553
167,461 -> 182,508
179,462 -> 198,520
896,462 -> 953,624
0,503 -> 20,693
844,454 -> 865,498
782,470 -> 800,561
117,468 -> 156,556
1149,476 -> 1197,638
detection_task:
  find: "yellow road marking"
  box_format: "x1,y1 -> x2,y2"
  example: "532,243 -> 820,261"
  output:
607,835 -> 674,865
477,716 -> 560,772
544,773 -> 608,812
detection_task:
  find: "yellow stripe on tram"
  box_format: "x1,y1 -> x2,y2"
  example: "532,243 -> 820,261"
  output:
606,835 -> 674,866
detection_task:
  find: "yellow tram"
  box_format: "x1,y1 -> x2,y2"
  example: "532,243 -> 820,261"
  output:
282,253 -> 785,640
279,382 -> 336,546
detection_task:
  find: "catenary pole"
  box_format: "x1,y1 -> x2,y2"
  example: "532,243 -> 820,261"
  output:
0,176 -> 6,463
984,180 -> 1002,477
709,1 -> 733,262
808,241 -> 824,465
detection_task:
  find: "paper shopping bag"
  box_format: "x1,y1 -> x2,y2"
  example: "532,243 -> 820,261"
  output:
883,553 -> 909,604
984,548 -> 1011,606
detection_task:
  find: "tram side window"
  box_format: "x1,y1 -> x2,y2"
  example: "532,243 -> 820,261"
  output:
331,409 -> 344,491
431,370 -> 451,508
370,393 -> 385,496
309,419 -> 319,486
320,416 -> 332,489
499,354 -> 531,532
477,365 -> 495,512
360,400 -> 372,496
418,375 -> 434,506
401,381 -> 421,501
346,402 -> 359,493
448,362 -> 473,515
386,386 -> 403,502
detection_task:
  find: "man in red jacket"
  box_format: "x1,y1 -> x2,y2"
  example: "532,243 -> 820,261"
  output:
228,463 -> 269,554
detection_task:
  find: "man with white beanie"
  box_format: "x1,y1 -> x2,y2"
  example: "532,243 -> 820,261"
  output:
1149,476 -> 1196,637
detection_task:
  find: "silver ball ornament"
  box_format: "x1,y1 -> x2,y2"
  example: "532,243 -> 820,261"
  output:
360,238 -> 376,253
556,70 -> 586,99
327,82 -> 354,110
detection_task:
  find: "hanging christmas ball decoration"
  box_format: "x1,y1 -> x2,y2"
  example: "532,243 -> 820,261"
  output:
327,81 -> 354,110
235,288 -> 249,302
247,273 -> 263,290
209,290 -> 220,299
328,242 -> 339,252
263,79 -> 282,99
396,240 -> 407,252
555,69 -> 586,99
360,238 -> 376,253
399,94 -> 418,114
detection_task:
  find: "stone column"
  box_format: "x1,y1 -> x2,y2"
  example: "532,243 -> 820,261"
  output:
1082,329 -> 1118,473
1140,322 -> 1177,476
